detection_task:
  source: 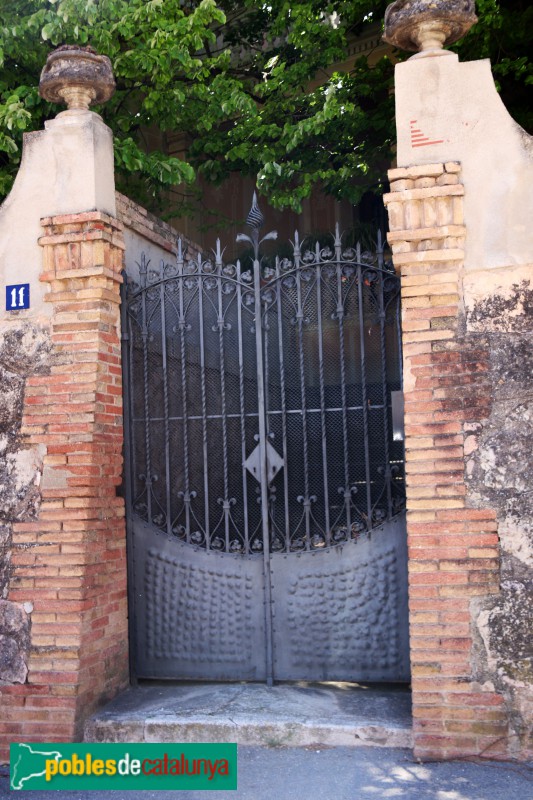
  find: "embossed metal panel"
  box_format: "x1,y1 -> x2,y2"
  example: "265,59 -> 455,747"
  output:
122,198 -> 408,683
270,515 -> 410,681
133,518 -> 267,680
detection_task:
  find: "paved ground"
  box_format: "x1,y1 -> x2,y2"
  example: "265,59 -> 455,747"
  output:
3,684 -> 531,797
1,745 -> 532,799
85,682 -> 413,748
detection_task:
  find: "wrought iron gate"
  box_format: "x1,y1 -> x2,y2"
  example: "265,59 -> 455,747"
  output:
122,197 -> 410,683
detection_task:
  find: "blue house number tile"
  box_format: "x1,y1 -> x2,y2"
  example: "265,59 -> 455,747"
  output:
6,283 -> 30,311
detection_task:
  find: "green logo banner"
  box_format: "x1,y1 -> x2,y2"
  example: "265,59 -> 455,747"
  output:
10,743 -> 237,791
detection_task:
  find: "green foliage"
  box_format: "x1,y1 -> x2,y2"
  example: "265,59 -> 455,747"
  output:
0,0 -> 530,213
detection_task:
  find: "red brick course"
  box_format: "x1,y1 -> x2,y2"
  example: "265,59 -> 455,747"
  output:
385,164 -> 508,760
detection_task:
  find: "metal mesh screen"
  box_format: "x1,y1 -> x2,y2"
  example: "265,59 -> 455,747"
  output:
123,229 -> 405,556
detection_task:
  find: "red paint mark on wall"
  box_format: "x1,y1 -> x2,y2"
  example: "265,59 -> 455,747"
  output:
410,119 -> 444,148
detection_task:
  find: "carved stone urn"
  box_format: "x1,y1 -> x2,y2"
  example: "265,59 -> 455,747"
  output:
383,0 -> 478,57
39,45 -> 115,112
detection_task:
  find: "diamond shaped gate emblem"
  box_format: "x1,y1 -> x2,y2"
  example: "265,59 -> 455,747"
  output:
244,441 -> 284,485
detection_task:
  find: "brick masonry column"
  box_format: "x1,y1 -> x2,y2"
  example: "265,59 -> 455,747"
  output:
0,212 -> 128,756
384,163 -> 507,760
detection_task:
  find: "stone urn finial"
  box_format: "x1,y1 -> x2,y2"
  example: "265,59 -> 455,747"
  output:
39,45 -> 115,113
383,0 -> 478,58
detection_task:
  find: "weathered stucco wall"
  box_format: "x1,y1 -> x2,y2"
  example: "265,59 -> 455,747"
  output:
390,48 -> 533,760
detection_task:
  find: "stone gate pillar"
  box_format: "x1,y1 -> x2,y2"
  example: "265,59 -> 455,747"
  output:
0,47 -> 128,761
384,2 -> 533,760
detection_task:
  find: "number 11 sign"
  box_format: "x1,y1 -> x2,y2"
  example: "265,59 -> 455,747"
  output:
6,283 -> 30,311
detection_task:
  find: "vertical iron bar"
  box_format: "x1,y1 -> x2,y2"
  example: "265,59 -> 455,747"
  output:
197,255 -> 211,547
178,252 -> 192,542
160,274 -> 172,535
253,256 -> 274,686
122,275 -> 137,524
335,229 -> 351,534
377,228 -> 385,270
275,258 -> 290,551
294,233 -> 311,547
378,263 -> 393,518
315,245 -> 331,545
236,262 -> 250,553
120,276 -> 137,684
215,242 -> 231,551
396,288 -> 404,388
357,245 -> 373,528
140,283 -> 152,523
262,285 -> 272,537
263,304 -> 270,428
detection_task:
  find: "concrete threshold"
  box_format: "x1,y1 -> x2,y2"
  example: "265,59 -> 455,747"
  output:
84,681 -> 413,749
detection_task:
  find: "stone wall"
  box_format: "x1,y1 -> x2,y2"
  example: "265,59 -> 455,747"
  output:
0,323 -> 51,693
464,268 -> 533,757
385,163 -> 505,759
386,46 -> 533,761
0,94 -> 130,760
0,209 -> 129,761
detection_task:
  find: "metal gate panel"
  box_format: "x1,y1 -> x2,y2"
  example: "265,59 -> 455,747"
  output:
122,196 -> 409,684
132,519 -> 266,680
258,232 -> 405,554
270,514 -> 410,682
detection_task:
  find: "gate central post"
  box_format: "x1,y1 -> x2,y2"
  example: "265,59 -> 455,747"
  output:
238,195 -> 278,686
252,252 -> 274,686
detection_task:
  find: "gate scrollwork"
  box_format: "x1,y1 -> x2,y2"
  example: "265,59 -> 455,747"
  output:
122,198 -> 405,557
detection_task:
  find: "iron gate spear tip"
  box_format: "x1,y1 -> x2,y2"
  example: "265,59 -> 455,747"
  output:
246,191 -> 265,230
